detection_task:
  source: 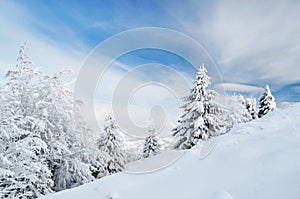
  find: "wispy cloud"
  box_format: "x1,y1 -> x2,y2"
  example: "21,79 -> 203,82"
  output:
1,0 -> 299,107
200,0 -> 300,88
93,62 -> 191,136
0,1 -> 88,78
215,83 -> 264,94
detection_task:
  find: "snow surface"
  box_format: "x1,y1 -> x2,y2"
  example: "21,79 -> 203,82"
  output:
42,103 -> 300,199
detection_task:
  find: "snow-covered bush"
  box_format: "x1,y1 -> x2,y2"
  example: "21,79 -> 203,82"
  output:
225,94 -> 253,127
124,142 -> 143,163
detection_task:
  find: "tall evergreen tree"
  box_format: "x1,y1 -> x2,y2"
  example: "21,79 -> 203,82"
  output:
96,115 -> 125,174
0,43 -> 100,196
0,43 -> 53,198
143,127 -> 161,158
34,71 -> 96,191
173,64 -> 226,150
258,85 -> 276,118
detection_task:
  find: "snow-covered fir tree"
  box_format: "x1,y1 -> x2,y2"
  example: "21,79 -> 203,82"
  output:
78,147 -> 109,179
258,85 -> 276,118
173,64 -> 226,150
0,125 -> 53,198
0,43 -> 101,196
34,71 -> 96,191
0,43 -> 53,198
96,115 -> 125,174
52,152 -> 96,191
246,97 -> 258,120
143,127 -> 161,158
226,94 -> 252,127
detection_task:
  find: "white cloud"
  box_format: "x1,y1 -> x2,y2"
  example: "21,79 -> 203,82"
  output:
174,0 -> 300,89
206,0 -> 300,87
215,83 -> 264,94
92,63 -> 190,137
0,1 -> 88,79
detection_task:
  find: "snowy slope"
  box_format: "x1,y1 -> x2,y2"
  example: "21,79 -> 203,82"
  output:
42,103 -> 300,199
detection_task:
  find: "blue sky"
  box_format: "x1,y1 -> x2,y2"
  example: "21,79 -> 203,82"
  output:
0,0 -> 300,131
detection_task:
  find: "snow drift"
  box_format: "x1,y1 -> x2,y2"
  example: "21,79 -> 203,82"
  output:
42,103 -> 300,199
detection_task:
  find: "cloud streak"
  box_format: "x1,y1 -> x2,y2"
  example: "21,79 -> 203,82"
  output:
1,0 -> 299,107
215,83 -> 264,94
0,1 -> 88,78
201,0 -> 300,88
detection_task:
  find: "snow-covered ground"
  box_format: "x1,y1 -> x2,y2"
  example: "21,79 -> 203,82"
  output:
42,103 -> 300,199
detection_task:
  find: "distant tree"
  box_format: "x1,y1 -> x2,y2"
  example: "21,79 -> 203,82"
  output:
173,64 -> 227,150
258,85 -> 276,118
143,127 -> 161,158
246,97 -> 258,120
96,115 -> 125,174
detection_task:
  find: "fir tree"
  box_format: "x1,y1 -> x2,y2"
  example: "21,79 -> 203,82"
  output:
96,115 -> 125,174
258,85 -> 276,118
173,64 -> 226,150
143,127 -> 161,158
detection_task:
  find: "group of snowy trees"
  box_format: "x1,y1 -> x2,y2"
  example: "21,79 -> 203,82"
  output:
0,44 -> 277,198
226,85 -> 276,126
0,44 -> 126,198
172,64 -> 276,149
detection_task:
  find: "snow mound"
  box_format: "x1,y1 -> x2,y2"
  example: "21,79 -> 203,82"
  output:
42,103 -> 300,199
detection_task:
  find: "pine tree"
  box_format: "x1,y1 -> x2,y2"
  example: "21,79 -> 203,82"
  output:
258,85 -> 276,118
143,127 -> 161,158
96,115 -> 125,174
173,64 -> 226,150
246,97 -> 258,120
